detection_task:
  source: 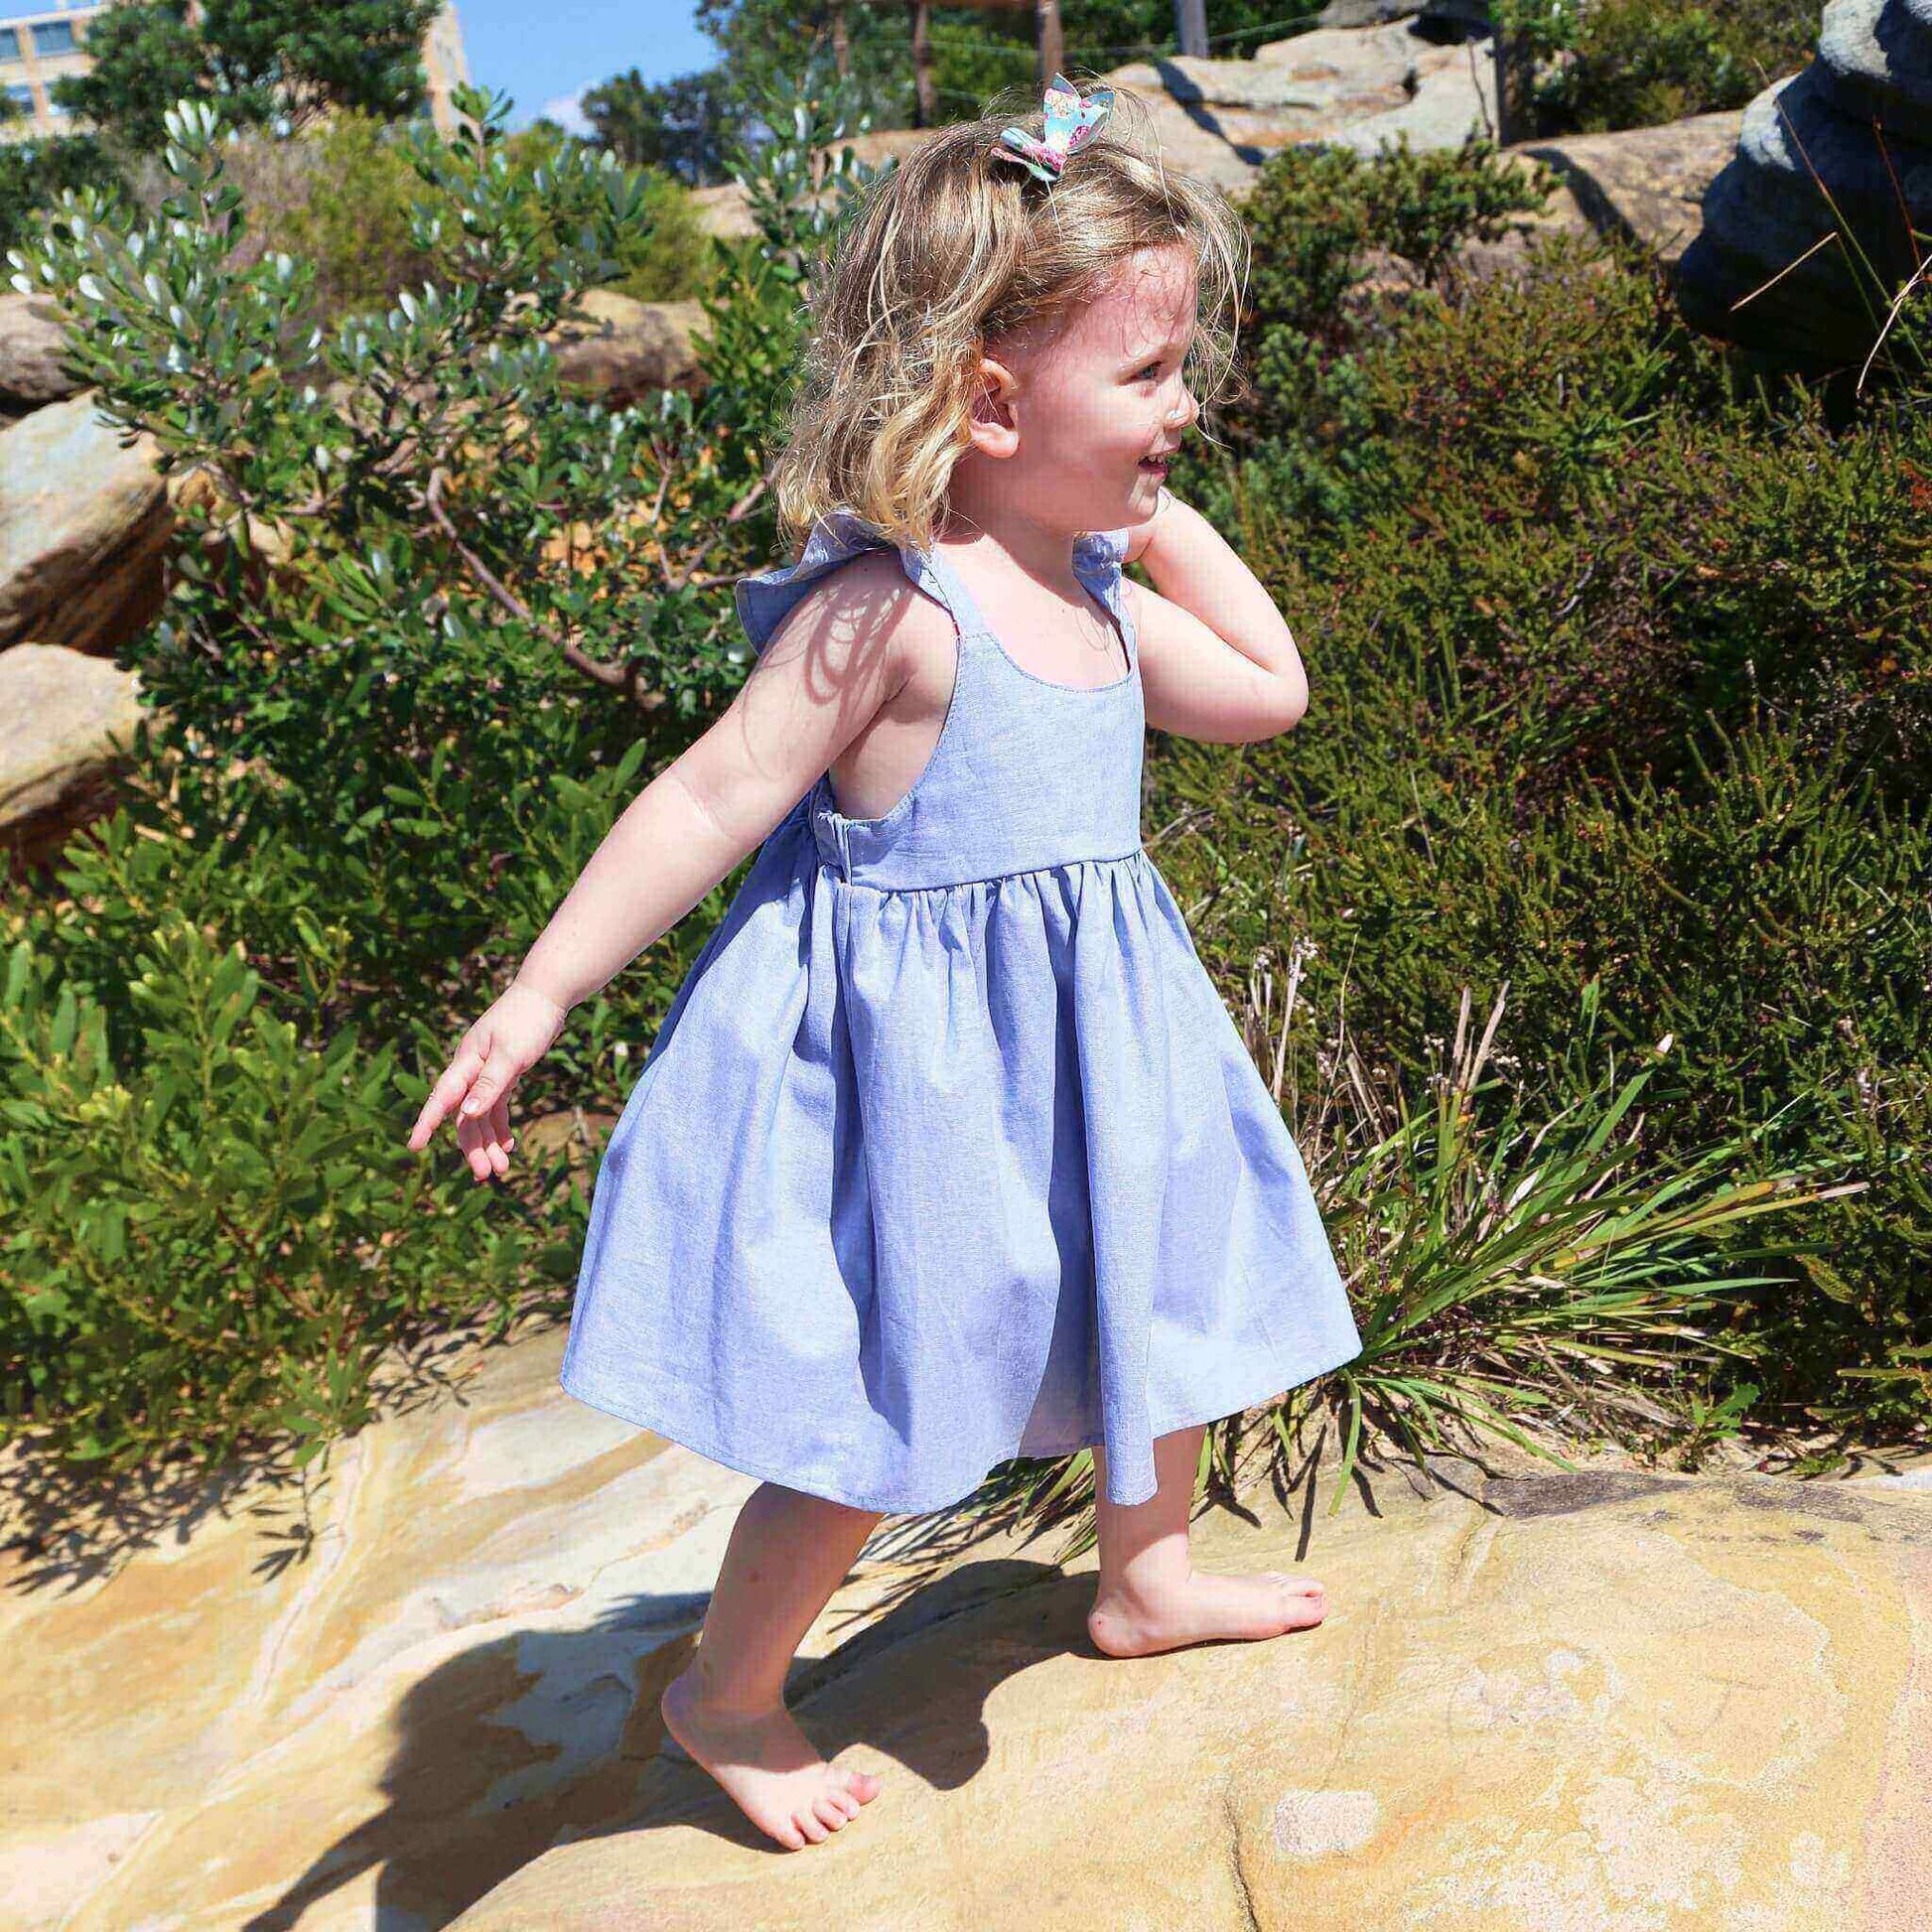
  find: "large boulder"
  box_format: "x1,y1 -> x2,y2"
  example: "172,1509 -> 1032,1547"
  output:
1818,0 -> 1932,131
1100,23 -> 1500,187
689,20 -> 1503,224
0,391 -> 172,658
1448,108 -> 1747,285
451,1452 -> 1932,1928
1317,0 -> 1432,24
548,289 -> 710,403
0,641 -> 147,869
4,1303 -> 1927,1928
1676,0 -> 1932,366
0,290 -> 84,413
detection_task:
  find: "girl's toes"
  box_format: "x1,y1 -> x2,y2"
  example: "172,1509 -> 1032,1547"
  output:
814,1792 -> 851,1830
794,1807 -> 830,1844
842,1765 -> 882,1801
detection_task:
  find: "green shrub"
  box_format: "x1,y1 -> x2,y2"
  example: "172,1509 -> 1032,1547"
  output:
607,164 -> 719,304
1196,133 -> 1554,533
1151,214 -> 1931,1434
1497,0 -> 1822,137
0,69 -> 889,1492
257,108 -> 443,325
0,900 -> 576,1477
0,132 -> 128,266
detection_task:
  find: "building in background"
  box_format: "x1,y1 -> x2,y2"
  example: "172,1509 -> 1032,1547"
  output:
0,0 -> 471,145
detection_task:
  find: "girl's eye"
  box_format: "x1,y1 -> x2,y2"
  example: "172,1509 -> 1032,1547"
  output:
1138,361 -> 1162,381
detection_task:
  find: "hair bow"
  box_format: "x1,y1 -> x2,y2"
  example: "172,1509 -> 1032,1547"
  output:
995,73 -> 1114,186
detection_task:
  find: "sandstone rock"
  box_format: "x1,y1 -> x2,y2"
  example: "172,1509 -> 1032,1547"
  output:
1321,33 -> 1500,156
453,1445 -> 1932,1929
1447,107 -> 1746,285
0,641 -> 147,867
0,391 -> 172,658
690,22 -> 1501,232
1675,0 -> 1932,368
548,289 -> 711,403
1509,109 -> 1746,265
7,1306 -> 1923,1929
1317,0 -> 1429,25
689,179 -> 756,241
0,290 -> 83,410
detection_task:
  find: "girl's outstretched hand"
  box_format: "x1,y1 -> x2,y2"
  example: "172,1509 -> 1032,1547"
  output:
406,980 -> 570,1182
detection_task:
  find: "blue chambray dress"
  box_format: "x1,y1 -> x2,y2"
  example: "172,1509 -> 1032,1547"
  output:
558,509 -> 1363,1513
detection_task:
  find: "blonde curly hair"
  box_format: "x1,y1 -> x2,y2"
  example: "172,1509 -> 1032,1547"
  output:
769,77 -> 1250,559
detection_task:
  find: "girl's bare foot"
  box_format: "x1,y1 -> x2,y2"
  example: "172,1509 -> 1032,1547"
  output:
1086,1568 -> 1328,1658
660,1665 -> 884,1851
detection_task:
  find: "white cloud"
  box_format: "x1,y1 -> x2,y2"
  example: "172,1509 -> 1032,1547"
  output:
536,88 -> 594,136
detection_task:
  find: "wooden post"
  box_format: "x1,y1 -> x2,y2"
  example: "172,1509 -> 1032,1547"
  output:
908,0 -> 934,126
1491,11 -> 1536,145
828,0 -> 851,77
1174,0 -> 1209,60
1035,0 -> 1064,87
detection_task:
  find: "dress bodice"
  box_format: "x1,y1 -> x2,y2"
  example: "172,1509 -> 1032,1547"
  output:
733,510 -> 1145,892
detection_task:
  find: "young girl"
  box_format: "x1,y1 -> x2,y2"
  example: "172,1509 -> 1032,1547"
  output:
407,78 -> 1363,1854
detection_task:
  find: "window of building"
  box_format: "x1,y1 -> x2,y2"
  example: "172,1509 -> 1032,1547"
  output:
32,20 -> 77,56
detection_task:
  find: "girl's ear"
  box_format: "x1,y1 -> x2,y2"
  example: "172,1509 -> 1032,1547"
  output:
965,356 -> 1021,460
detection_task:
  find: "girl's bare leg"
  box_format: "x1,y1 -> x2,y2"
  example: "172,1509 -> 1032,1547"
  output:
1086,1422 -> 1330,1658
659,1480 -> 887,1850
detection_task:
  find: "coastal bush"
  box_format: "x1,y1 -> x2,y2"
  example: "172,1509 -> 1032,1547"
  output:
0,64 -> 896,1498
1150,197 -> 1930,1446
1495,0 -> 1821,136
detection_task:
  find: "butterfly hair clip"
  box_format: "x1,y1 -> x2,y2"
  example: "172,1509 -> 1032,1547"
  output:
994,73 -> 1114,186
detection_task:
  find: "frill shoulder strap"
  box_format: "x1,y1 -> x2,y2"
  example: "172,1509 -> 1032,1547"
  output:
733,513 -> 1136,661
1072,526 -> 1137,664
732,510 -> 897,659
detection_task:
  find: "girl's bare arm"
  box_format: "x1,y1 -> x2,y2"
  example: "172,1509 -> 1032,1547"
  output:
512,552 -> 923,1015
1124,492 -> 1311,745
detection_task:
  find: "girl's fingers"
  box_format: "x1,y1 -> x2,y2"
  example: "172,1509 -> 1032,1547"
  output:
408,1036 -> 487,1149
454,1109 -> 488,1181
459,1109 -> 504,1182
460,1046 -> 515,1124
452,1095 -> 517,1182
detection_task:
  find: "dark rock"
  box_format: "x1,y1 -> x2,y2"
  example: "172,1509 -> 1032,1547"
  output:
1815,0 -> 1932,135
1675,0 -> 1931,369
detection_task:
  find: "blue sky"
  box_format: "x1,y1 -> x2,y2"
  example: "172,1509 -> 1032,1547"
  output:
458,0 -> 717,134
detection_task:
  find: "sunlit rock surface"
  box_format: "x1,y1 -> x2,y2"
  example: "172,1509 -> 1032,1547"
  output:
0,391 -> 171,657
4,1307 -> 1922,1930
454,1450 -> 1932,1931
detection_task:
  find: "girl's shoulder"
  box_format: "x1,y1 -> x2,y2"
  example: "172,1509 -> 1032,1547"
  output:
733,512 -> 1133,663
733,512 -> 951,672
